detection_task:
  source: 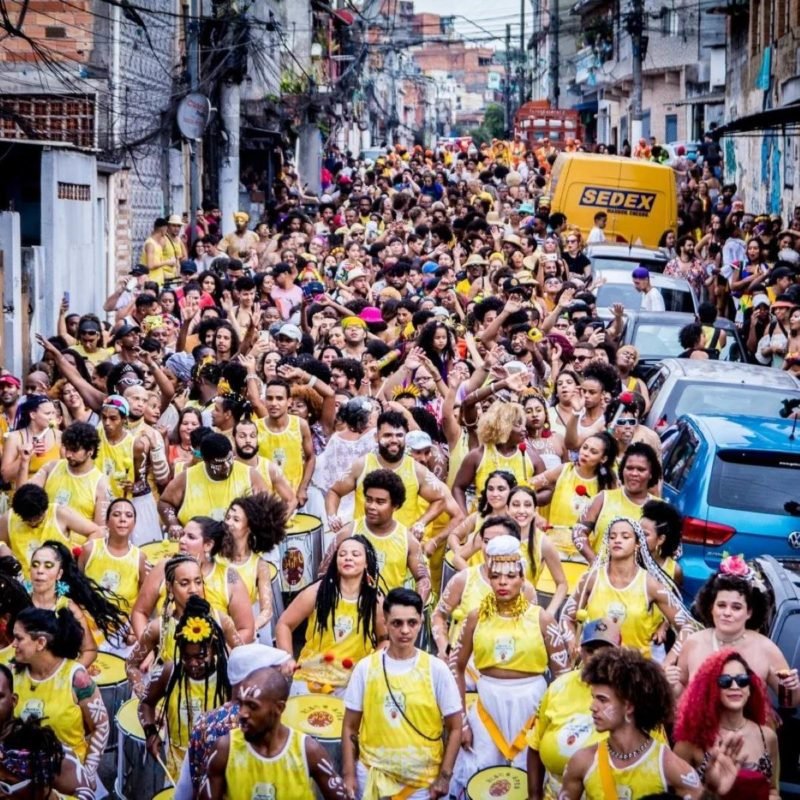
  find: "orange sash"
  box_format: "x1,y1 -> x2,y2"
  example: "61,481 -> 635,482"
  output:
596,740 -> 618,800
476,697 -> 536,762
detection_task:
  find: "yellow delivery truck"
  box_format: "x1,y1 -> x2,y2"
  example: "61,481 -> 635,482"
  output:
549,153 -> 678,248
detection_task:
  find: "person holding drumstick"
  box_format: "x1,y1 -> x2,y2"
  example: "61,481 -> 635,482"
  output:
276,534 -> 385,696
220,492 -> 289,636
319,469 -> 431,602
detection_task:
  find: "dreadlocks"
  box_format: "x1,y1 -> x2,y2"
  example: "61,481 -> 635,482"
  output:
315,535 -> 381,648
159,553 -> 202,661
157,596 -> 231,745
34,541 -> 129,647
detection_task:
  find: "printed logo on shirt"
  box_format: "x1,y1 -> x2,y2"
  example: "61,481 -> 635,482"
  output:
384,688 -> 406,727
494,635 -> 516,664
20,698 -> 45,722
557,713 -> 594,755
606,601 -> 627,625
333,615 -> 353,642
54,489 -> 71,506
100,570 -> 121,593
251,784 -> 276,800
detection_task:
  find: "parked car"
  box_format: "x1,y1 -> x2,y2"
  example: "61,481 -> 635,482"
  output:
587,243 -> 669,275
663,141 -> 703,167
645,358 -> 800,429
594,271 -> 697,320
660,413 -> 800,598
752,555 -> 800,797
617,312 -> 745,381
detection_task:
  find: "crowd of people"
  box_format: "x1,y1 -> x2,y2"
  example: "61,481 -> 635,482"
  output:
0,138 -> 797,799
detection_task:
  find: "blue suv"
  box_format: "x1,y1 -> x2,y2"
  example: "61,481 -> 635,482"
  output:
661,413 -> 800,598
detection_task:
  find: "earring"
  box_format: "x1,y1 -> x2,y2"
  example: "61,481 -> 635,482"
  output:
542,420 -> 552,439
56,580 -> 70,598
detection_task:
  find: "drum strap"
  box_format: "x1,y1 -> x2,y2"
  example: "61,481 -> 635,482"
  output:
475,698 -> 536,763
596,740 -> 618,800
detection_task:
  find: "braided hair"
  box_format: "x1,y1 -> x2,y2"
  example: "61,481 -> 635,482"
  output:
315,535 -> 380,647
157,596 -> 231,744
34,541 -> 129,647
0,556 -> 32,632
159,554 -> 203,660
221,493 -> 289,558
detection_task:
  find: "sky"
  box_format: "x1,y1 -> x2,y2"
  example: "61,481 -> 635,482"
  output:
411,0 -> 525,48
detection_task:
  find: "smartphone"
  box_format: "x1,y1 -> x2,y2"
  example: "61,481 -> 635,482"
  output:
126,278 -> 138,292
63,291 -> 69,305
258,330 -> 270,342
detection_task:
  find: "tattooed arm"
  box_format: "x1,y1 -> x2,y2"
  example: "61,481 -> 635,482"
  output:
225,567 -> 256,643
407,532 -> 432,603
647,576 -> 695,647
559,571 -> 594,661
307,737 -> 351,800
73,667 -> 109,785
540,608 -> 573,676
453,611 -> 478,706
254,557 -> 274,633
432,571 -> 466,659
203,736 -> 230,800
138,661 -> 172,758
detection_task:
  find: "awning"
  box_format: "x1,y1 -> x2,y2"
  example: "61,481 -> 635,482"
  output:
332,9 -> 354,24
573,99 -> 599,112
675,93 -> 725,106
713,101 -> 800,137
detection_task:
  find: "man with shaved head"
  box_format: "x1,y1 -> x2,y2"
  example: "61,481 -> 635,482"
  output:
205,666 -> 349,799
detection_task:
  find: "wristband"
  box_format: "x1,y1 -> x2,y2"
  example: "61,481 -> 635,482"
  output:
308,375 -> 318,388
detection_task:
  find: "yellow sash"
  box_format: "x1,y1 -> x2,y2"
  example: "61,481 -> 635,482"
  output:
476,697 -> 536,762
596,740 -> 618,800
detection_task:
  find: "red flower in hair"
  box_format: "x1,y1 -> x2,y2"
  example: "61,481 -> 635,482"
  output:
575,485 -> 588,497
619,391 -> 635,405
342,658 -> 354,670
71,547 -> 82,558
518,442 -> 527,453
323,652 -> 335,663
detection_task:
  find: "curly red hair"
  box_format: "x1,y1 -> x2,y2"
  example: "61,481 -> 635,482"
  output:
674,648 -> 769,751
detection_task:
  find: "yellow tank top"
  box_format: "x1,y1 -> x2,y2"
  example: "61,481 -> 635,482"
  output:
16,659 -> 88,762
547,464 -> 598,555
256,457 -> 274,492
178,460 -> 252,524
527,669 -> 604,799
296,595 -> 375,688
203,560 -> 231,614
161,235 -> 182,282
139,236 -> 165,285
473,602 -> 548,673
8,505 -> 69,578
219,551 -> 262,603
256,415 -> 304,490
159,609 -> 223,663
447,430 -> 469,487
45,460 -> 104,523
0,645 -> 12,665
165,671 -> 217,775
359,650 -> 443,789
353,453 -> 420,529
448,565 -> 492,646
83,539 -> 141,613
95,427 -> 135,499
23,434 -> 61,479
592,489 -> 654,554
224,726 -> 313,800
586,567 -> 653,656
583,740 -> 668,799
353,518 -> 409,593
474,444 -> 532,497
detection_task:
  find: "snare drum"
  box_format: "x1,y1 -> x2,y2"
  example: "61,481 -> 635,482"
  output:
466,765 -> 528,799
279,513 -> 323,592
440,550 -> 457,596
90,651 -> 130,749
142,539 -> 179,565
153,791 -> 174,800
536,559 -> 587,609
284,695 -> 344,772
115,698 -> 166,800
256,561 -> 285,645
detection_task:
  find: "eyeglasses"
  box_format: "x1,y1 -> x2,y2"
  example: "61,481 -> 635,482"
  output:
717,673 -> 751,689
567,238 -> 578,244
615,418 -> 638,426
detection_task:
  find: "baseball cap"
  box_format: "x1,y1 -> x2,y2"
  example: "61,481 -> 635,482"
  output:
277,323 -> 302,342
406,431 -> 433,451
130,265 -> 149,277
752,293 -> 770,309
421,261 -> 439,275
631,267 -> 650,280
581,618 -> 621,647
111,323 -> 141,342
0,375 -> 21,388
180,260 -> 198,275
227,643 -> 291,685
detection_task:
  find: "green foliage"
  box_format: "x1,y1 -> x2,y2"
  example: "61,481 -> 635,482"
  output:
483,103 -> 505,138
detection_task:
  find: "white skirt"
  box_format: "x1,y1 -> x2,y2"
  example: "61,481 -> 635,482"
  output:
453,673 -> 547,794
131,492 -> 162,546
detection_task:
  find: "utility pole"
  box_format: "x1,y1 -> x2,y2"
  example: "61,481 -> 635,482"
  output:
550,2 -> 560,107
519,0 -> 525,108
504,24 -> 512,137
219,78 -> 241,222
629,0 -> 644,144
187,0 -> 200,238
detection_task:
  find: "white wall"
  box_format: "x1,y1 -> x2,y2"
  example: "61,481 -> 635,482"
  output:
0,213 -> 23,377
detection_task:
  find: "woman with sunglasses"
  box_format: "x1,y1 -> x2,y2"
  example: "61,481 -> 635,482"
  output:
674,649 -> 779,800
572,442 -> 661,564
666,556 -> 799,706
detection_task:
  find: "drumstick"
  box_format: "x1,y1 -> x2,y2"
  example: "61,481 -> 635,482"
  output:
154,753 -> 176,786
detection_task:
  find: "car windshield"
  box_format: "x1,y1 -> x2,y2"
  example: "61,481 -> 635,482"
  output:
672,382 -> 792,418
709,450 -> 800,515
629,322 -> 684,358
596,285 -> 694,314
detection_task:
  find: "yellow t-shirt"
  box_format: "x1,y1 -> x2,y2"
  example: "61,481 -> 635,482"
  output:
95,427 -> 135,499
473,601 -> 548,674
71,344 -> 114,365
353,453 -> 420,529
219,551 -> 262,604
256,415 -> 304,490
45,460 -> 105,523
353,518 -> 409,594
15,659 -> 88,763
8,505 -> 69,578
547,464 -> 598,555
83,538 -> 140,613
296,595 -> 375,689
592,488 -> 655,554
178,461 -> 252,524
224,726 -> 313,800
474,443 -> 532,498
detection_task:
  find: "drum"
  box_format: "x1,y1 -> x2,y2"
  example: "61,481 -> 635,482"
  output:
153,791 -> 174,800
115,698 -> 166,800
278,513 -> 323,593
89,651 -> 130,750
465,691 -> 478,712
142,539 -> 179,565
284,694 -> 344,772
440,550 -> 457,596
536,559 -> 588,609
466,766 -> 528,799
256,561 -> 285,645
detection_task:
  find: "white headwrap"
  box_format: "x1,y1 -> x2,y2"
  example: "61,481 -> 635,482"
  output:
485,534 -> 523,576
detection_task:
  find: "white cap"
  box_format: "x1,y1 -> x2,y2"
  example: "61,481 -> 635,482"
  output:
227,643 -> 291,685
277,323 -> 303,341
406,431 -> 433,451
752,293 -> 770,309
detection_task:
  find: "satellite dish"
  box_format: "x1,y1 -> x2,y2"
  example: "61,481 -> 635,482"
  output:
177,93 -> 211,140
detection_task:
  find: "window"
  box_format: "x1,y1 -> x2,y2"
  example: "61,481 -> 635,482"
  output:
646,369 -> 668,408
661,8 -> 680,36
665,113 -> 678,143
662,426 -> 699,490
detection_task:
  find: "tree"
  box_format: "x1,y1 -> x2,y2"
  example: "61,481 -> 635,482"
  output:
483,103 -> 505,139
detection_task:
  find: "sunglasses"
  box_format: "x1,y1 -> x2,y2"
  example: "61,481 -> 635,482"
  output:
717,673 -> 750,689
615,418 -> 638,426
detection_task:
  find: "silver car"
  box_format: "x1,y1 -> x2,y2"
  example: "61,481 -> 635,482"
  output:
594,269 -> 698,317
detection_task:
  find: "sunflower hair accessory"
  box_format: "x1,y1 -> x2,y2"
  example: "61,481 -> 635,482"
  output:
527,327 -> 544,343
216,378 -> 233,396
391,384 -> 421,400
179,616 -> 212,643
